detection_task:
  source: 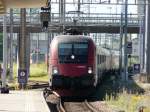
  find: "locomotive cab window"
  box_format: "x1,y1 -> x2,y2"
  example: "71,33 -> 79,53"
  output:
74,43 -> 88,56
59,44 -> 72,55
58,43 -> 88,63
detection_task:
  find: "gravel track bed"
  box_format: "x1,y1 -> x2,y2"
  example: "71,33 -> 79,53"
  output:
64,102 -> 93,112
88,101 -> 112,112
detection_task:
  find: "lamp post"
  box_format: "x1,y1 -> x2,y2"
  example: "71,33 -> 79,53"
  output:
119,12 -> 123,77
9,8 -> 14,82
2,14 -> 7,88
124,0 -> 128,81
1,14 -> 9,93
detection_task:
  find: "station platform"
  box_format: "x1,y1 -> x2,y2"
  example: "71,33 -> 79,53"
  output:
0,90 -> 50,112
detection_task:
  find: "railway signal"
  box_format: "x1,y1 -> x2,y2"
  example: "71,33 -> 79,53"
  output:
40,11 -> 50,29
126,42 -> 132,54
40,0 -> 51,30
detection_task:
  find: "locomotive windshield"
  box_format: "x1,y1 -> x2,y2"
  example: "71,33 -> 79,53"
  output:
58,43 -> 88,63
58,44 -> 72,55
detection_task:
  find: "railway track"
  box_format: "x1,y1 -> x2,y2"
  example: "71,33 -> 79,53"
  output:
45,89 -> 111,112
44,89 -> 61,112
27,81 -> 49,89
62,100 -> 99,112
85,100 -> 100,112
29,83 -> 49,89
56,99 -> 66,112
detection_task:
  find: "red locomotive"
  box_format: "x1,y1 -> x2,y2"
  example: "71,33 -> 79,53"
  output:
49,31 -> 119,95
49,35 -> 97,89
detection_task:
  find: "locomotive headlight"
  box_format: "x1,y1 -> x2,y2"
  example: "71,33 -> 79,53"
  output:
53,69 -> 58,74
52,67 -> 58,74
88,67 -> 93,74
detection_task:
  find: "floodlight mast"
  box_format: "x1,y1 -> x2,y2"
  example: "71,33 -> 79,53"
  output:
124,0 -> 128,82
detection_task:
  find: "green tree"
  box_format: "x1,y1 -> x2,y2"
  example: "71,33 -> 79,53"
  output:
0,33 -> 3,61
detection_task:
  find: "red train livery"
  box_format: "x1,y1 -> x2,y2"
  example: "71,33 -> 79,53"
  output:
49,34 -> 119,90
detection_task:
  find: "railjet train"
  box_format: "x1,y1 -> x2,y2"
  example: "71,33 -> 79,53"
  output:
48,33 -> 119,92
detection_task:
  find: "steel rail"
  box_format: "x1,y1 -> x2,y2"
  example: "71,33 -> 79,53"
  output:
84,100 -> 99,112
57,99 -> 66,112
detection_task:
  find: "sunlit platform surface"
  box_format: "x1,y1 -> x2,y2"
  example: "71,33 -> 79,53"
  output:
0,90 -> 50,112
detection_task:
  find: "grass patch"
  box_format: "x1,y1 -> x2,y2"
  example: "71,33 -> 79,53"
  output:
104,81 -> 150,112
106,92 -> 150,112
29,63 -> 47,78
12,63 -> 48,82
29,75 -> 48,82
29,63 -> 48,82
99,77 -> 150,112
6,63 -> 48,89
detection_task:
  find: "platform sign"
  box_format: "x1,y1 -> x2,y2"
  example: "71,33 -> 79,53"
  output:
18,69 -> 28,84
133,64 -> 140,74
126,42 -> 132,54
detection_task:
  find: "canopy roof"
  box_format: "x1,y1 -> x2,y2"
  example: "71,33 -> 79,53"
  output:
0,0 -> 47,14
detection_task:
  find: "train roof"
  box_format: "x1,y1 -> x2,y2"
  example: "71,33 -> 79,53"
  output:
96,47 -> 110,56
53,35 -> 93,43
96,46 -> 119,56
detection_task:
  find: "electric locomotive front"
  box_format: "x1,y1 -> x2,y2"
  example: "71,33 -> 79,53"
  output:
49,35 -> 96,89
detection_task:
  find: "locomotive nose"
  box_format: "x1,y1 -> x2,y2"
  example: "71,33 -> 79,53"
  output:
59,64 -> 88,77
76,65 -> 86,68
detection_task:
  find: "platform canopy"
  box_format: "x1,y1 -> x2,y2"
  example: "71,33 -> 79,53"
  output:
0,0 -> 5,14
0,0 -> 47,14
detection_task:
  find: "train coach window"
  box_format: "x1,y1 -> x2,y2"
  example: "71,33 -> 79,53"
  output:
101,55 -> 104,63
99,55 -> 101,64
98,55 -> 100,64
97,55 -> 99,64
104,56 -> 106,62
